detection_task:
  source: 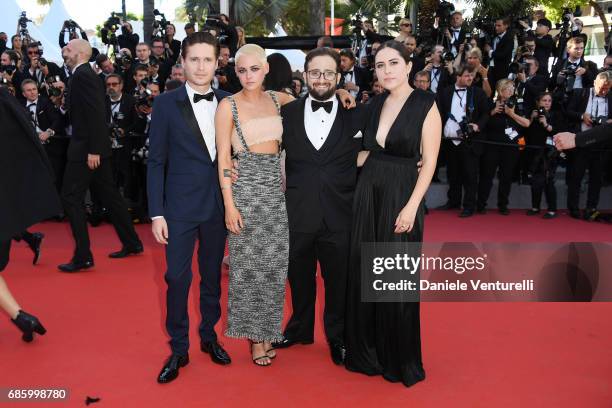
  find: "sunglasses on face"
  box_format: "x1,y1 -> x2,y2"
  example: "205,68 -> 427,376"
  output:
401,23 -> 412,27
28,51 -> 39,56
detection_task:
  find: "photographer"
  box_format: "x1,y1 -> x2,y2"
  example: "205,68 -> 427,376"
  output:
1,50 -> 25,99
551,37 -> 598,99
424,44 -> 453,94
214,44 -> 240,94
21,78 -> 67,192
339,49 -> 371,99
402,35 -> 425,86
434,11 -> 468,57
512,56 -> 548,114
118,22 -> 139,57
169,63 -> 185,83
135,42 -> 152,66
461,47 -> 493,98
525,92 -> 567,219
150,38 -> 172,81
394,18 -> 413,43
437,65 -> 490,217
484,18 -> 514,90
130,64 -> 149,96
95,54 -> 116,83
0,32 -> 8,54
216,14 -> 240,57
105,74 -> 137,196
530,19 -> 555,75
58,20 -> 88,48
477,79 -> 531,215
565,71 -> 611,219
162,24 -> 181,64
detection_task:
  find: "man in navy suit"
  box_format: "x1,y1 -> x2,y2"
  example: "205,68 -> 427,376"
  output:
147,32 -> 232,384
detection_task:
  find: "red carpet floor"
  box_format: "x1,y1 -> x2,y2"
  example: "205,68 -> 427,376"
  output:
1,211 -> 611,407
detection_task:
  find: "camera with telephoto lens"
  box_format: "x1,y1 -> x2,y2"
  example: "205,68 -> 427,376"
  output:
18,12 -> 32,35
557,64 -> 578,94
456,118 -> 476,140
109,111 -> 125,149
152,9 -> 170,39
504,96 -> 517,109
537,107 -> 547,117
135,80 -> 155,109
592,116 -> 607,127
1,65 -> 17,75
45,75 -> 62,97
132,137 -> 149,164
436,0 -> 455,30
115,51 -> 132,67
443,51 -> 455,62
38,57 -> 48,67
509,61 -> 530,75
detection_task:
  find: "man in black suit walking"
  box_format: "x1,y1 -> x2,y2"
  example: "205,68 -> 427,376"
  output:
58,39 -> 142,272
272,48 -> 364,365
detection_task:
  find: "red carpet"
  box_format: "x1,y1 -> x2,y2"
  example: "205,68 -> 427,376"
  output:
1,211 -> 611,407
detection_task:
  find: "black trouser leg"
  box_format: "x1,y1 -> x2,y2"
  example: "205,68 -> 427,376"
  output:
567,150 -> 587,211
445,140 -> 462,207
477,145 -> 501,210
544,158 -> 559,212
460,145 -> 480,211
61,161 -> 94,261
586,152 -> 602,209
284,230 -> 317,342
497,147 -> 520,209
0,239 -> 11,272
44,138 -> 68,193
315,229 -> 349,346
90,160 -> 141,248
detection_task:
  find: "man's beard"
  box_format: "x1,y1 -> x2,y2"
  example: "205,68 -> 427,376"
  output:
307,83 -> 336,101
108,90 -> 120,99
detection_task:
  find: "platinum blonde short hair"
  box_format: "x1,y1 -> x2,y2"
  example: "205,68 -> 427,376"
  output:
235,44 -> 267,66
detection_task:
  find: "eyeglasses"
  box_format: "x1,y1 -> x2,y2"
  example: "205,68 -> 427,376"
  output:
28,51 -> 39,56
400,23 -> 412,27
106,82 -> 120,86
307,70 -> 338,80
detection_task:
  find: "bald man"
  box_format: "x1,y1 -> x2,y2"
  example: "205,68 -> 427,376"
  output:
58,39 -> 142,272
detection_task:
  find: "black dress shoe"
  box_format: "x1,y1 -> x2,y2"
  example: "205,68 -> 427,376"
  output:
476,207 -> 487,215
58,259 -> 94,272
109,243 -> 144,259
498,207 -> 510,216
569,209 -> 581,219
201,341 -> 231,365
436,202 -> 460,210
459,209 -> 474,218
11,310 -> 46,342
271,336 -> 314,349
28,232 -> 44,265
543,211 -> 557,219
157,354 -> 189,384
329,343 -> 346,365
526,209 -> 540,216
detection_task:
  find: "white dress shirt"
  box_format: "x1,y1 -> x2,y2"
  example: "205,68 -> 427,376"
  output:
582,89 -> 608,131
185,81 -> 218,161
304,95 -> 338,150
27,98 -> 42,133
443,87 -> 468,146
430,65 -> 442,93
567,58 -> 583,89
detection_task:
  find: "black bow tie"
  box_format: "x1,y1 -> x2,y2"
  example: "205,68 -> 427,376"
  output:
455,88 -> 466,92
451,28 -> 460,32
193,92 -> 214,103
27,102 -> 37,108
312,100 -> 333,113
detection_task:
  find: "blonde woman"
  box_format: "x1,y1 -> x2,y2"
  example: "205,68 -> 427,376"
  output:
235,26 -> 247,49
477,78 -> 531,214
394,18 -> 413,43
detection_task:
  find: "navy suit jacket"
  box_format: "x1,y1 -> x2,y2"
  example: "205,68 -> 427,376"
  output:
147,85 -> 231,222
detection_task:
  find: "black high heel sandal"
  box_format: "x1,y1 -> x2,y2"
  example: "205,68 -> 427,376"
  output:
11,310 -> 46,342
250,340 -> 272,367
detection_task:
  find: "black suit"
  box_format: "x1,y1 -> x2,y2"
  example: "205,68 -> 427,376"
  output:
516,74 -> 548,114
489,31 -> 514,89
428,65 -> 453,94
61,63 -> 141,263
436,85 -> 490,211
408,55 -> 426,87
281,96 -> 364,345
551,58 -> 599,96
565,88 -> 612,211
576,123 -> 612,148
105,94 -> 137,194
534,34 -> 555,75
339,66 -> 371,100
24,97 -> 67,192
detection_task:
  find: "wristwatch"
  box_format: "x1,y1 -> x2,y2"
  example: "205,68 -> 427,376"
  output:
47,129 -> 55,137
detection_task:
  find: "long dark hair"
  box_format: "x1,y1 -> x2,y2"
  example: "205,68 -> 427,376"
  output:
264,53 -> 293,93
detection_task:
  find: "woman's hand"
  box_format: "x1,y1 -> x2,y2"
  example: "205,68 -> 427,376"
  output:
491,101 -> 504,115
225,205 -> 243,235
336,88 -> 356,109
394,203 -> 418,234
538,115 -> 548,127
503,104 -> 515,116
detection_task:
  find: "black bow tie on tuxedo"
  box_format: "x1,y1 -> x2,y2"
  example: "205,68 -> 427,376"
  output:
193,92 -> 215,103
312,100 -> 333,113
455,88 -> 466,92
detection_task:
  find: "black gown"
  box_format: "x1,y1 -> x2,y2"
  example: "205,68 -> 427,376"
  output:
345,89 -> 435,387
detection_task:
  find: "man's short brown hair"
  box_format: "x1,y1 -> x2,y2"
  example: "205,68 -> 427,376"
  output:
181,32 -> 219,59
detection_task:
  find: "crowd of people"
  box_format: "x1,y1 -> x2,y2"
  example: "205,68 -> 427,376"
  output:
0,8 -> 611,390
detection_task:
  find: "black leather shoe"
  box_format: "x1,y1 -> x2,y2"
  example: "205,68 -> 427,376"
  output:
543,211 -> 557,219
271,336 -> 314,349
476,207 -> 487,215
11,310 -> 46,342
459,209 -> 474,218
330,343 -> 346,365
58,259 -> 94,272
157,354 -> 189,384
436,202 -> 460,210
201,341 -> 231,365
526,209 -> 540,216
109,243 -> 144,259
28,232 -> 44,265
569,209 -> 581,219
498,207 -> 510,216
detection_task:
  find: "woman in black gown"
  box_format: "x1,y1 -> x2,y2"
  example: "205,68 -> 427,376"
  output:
345,41 -> 442,387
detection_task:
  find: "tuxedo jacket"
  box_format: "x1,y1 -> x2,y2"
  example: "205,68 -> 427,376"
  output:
66,63 -> 111,161
490,31 -> 514,79
517,74 -> 548,113
338,66 -> 372,99
576,123 -> 612,148
566,88 -> 612,132
147,85 -> 230,222
105,93 -> 137,138
550,58 -> 599,91
281,96 -> 365,233
24,96 -> 63,135
436,84 -> 490,154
